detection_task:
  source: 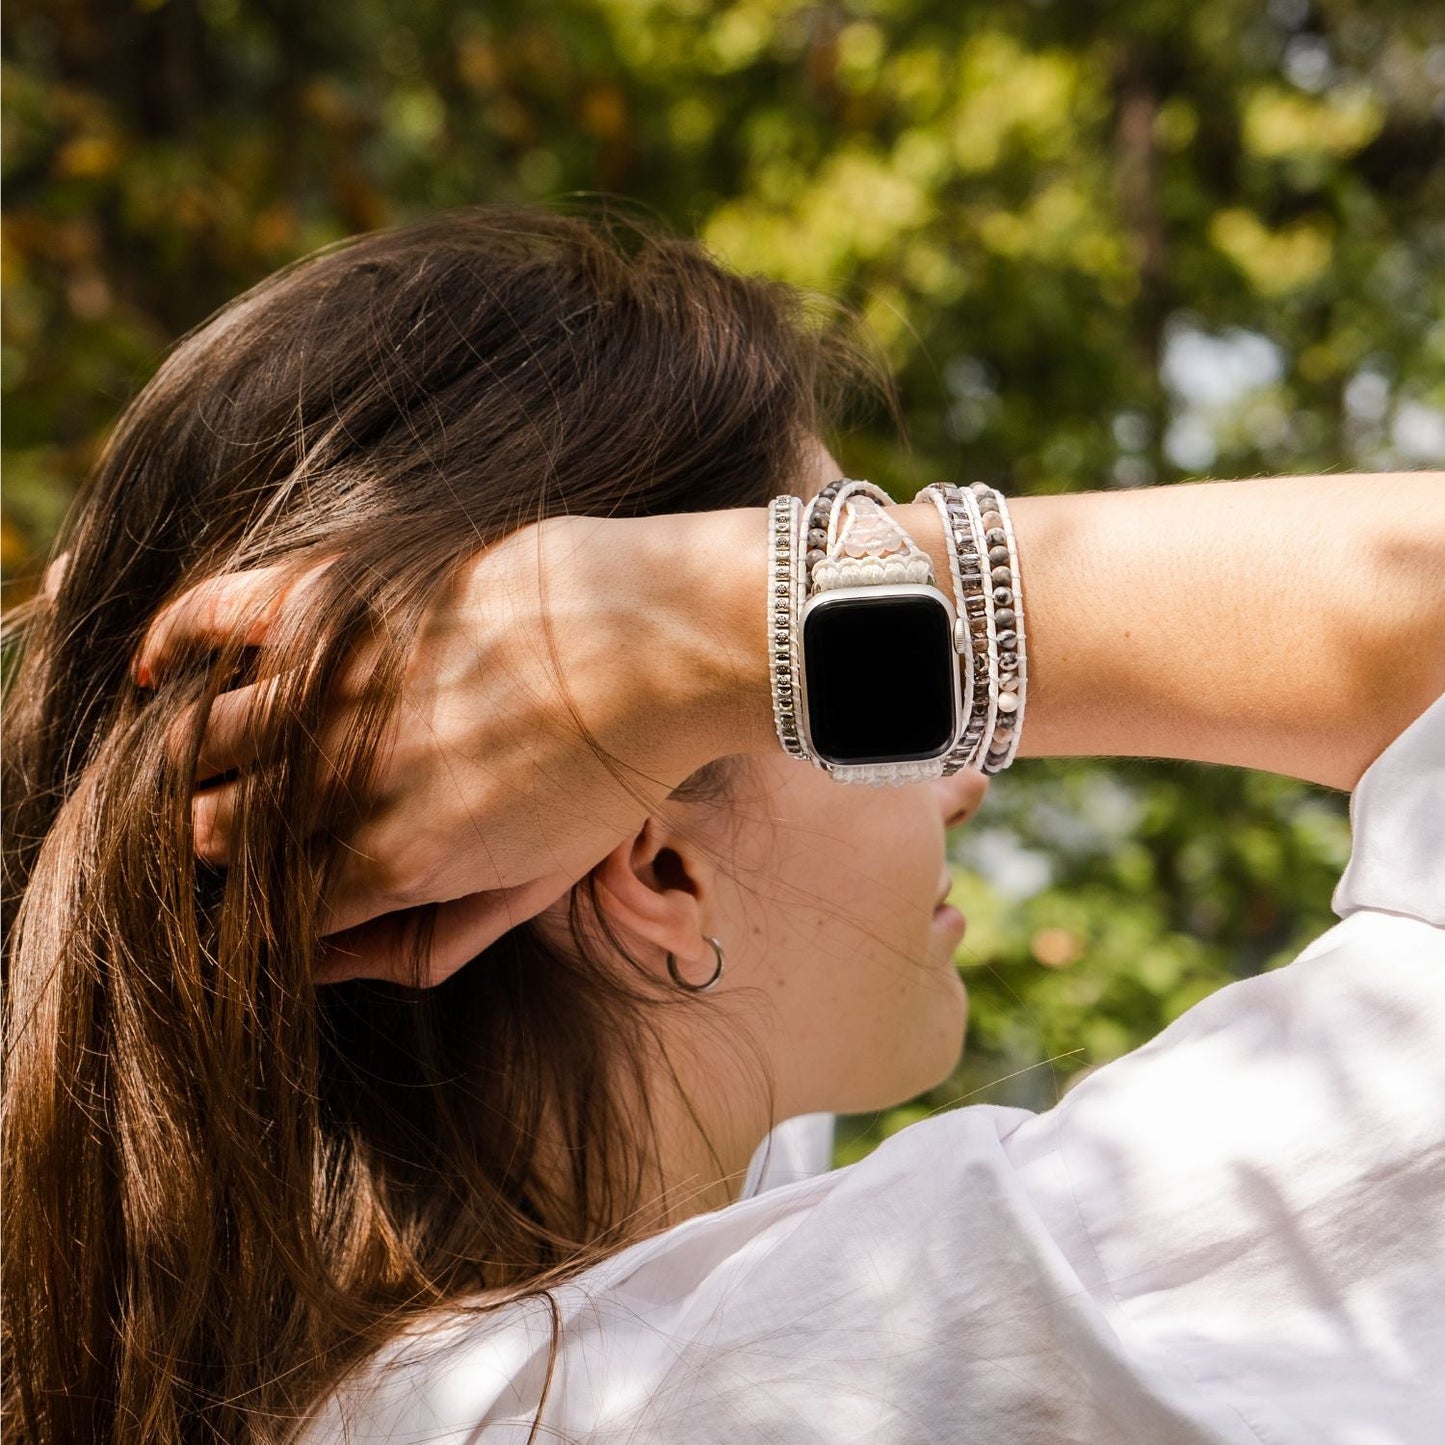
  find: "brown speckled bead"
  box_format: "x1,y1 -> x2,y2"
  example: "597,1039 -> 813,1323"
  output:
988,545 -> 1010,565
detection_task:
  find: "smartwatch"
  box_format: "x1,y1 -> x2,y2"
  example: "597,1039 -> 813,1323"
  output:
797,480 -> 968,783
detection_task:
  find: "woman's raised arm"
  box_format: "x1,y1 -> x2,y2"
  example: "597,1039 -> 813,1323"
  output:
679,472 -> 1445,790
133,471 -> 1444,980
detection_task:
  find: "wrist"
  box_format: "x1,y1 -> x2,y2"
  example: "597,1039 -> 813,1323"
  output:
638,505 -> 778,763
890,499 -> 951,593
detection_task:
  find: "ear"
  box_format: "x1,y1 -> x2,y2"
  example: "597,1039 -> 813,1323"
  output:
592,811 -> 719,970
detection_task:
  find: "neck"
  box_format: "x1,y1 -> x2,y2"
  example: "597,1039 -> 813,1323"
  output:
616,1033 -> 774,1239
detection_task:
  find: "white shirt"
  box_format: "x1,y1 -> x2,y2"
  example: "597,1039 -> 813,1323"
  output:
301,691 -> 1445,1444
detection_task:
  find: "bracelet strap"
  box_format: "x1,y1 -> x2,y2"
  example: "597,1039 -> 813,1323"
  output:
813,492 -> 934,591
966,481 -> 1027,772
918,486 -> 981,775
767,494 -> 811,761
803,477 -> 895,590
920,483 -> 999,769
919,480 -> 1027,773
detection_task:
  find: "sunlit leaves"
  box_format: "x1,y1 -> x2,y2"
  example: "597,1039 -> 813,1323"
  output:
3,0 -> 1442,1168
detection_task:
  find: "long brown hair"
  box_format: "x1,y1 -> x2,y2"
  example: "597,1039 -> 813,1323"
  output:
1,206 -> 874,1442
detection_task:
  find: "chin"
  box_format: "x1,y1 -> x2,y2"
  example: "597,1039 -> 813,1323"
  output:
907,970 -> 969,1096
824,968 -> 969,1115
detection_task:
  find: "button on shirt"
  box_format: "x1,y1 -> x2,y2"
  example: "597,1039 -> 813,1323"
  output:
300,690 -> 1445,1444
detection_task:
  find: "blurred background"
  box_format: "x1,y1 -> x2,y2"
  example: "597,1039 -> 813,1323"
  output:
4,0 -> 1443,1162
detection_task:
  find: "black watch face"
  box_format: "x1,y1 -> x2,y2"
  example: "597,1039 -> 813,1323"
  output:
801,592 -> 958,765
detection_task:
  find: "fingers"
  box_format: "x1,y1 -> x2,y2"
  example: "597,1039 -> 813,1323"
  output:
134,557 -> 335,687
316,873 -> 574,986
192,784 -> 236,867
171,674 -> 287,783
320,860 -> 572,937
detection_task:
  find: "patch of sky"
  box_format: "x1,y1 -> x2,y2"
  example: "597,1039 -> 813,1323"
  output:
943,354 -> 999,443
1391,399 -> 1445,464
1160,316 -> 1286,472
1342,359 -> 1445,467
1283,34 -> 1333,93
953,826 -> 1054,903
1022,772 -> 1146,860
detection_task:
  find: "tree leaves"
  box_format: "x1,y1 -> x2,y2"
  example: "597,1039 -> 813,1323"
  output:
3,0 -> 1440,1158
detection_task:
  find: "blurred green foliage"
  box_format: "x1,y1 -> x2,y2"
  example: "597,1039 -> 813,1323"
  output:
3,1 -> 1442,1159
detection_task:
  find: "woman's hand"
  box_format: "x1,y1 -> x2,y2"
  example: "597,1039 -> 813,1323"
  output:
136,508 -> 774,985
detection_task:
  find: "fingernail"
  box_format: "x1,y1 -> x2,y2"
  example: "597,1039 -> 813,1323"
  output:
133,660 -> 152,689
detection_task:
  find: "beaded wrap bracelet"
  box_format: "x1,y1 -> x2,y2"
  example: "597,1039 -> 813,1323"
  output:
918,484 -> 987,773
767,477 -> 1028,779
918,484 -> 1000,768
766,494 -> 811,761
918,481 -> 1027,773
801,476 -> 895,591
966,479 -> 1028,772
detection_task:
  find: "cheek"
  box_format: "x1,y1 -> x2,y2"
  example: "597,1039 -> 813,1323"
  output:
813,791 -> 939,913
772,788 -> 942,966
727,777 -> 961,1109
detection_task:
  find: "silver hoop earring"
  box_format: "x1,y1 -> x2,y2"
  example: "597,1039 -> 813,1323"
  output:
666,935 -> 725,993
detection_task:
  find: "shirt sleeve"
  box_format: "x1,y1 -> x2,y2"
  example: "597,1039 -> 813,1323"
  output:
1332,687 -> 1445,927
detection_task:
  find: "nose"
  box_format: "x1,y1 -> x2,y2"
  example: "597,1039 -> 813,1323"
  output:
934,769 -> 988,830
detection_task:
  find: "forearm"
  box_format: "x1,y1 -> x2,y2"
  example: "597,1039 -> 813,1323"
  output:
680,473 -> 1445,791
947,473 -> 1445,791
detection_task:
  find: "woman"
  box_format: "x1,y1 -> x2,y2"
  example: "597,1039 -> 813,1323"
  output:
3,206 -> 1442,1444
